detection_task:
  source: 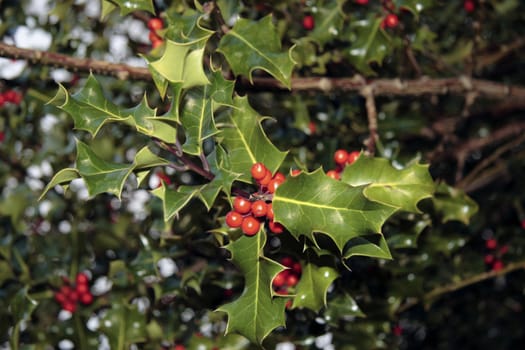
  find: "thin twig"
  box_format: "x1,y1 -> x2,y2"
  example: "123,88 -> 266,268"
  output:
361,85 -> 378,155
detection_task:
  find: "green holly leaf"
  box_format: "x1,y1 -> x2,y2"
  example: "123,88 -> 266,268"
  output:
341,157 -> 435,213
197,147 -> 241,210
148,40 -> 210,90
292,263 -> 339,312
100,302 -> 147,349
208,69 -> 235,108
272,170 -> 397,254
386,215 -> 431,249
344,234 -> 392,260
346,17 -> 392,76
432,183 -> 478,224
100,0 -> 118,21
10,287 -> 38,326
324,293 -> 365,327
218,15 -> 296,89
133,146 -> 171,186
164,11 -> 215,44
308,0 -> 346,46
38,168 -> 80,200
219,96 -> 288,182
151,183 -> 201,221
106,0 -> 155,15
180,86 -> 220,155
217,232 -> 287,345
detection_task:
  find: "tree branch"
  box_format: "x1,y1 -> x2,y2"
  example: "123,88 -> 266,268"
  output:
2,42 -> 525,105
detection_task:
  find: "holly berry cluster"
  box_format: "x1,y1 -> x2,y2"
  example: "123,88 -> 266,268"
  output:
484,238 -> 508,272
147,17 -> 164,49
225,162 -> 286,236
54,272 -> 94,313
272,256 -> 302,294
0,89 -> 23,107
326,149 -> 361,180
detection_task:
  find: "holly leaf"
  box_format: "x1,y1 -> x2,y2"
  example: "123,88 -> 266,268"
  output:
346,17 -> 392,76
341,157 -> 435,213
148,40 -> 210,90
324,293 -> 365,327
106,0 -> 155,15
291,263 -> 339,312
180,86 -> 220,155
100,302 -> 147,349
393,0 -> 433,18
76,140 -> 134,199
9,287 -> 38,327
219,96 -> 288,182
151,183 -> 201,221
344,234 -> 392,260
38,168 -> 80,200
133,146 -> 170,186
432,183 -> 478,224
164,11 -> 215,44
308,0 -> 346,46
272,170 -> 397,254
197,147 -> 241,210
218,15 -> 296,89
217,232 -> 288,345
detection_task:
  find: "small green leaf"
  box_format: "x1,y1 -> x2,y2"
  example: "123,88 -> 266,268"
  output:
39,168 -> 80,200
346,17 -> 392,76
218,15 -> 296,88
344,234 -> 392,260
151,183 -> 200,221
324,293 -> 365,327
341,157 -> 435,213
164,11 -> 215,44
10,287 -> 38,326
272,170 -> 397,253
308,0 -> 346,46
76,140 -> 134,198
219,96 -> 288,182
101,0 -> 118,20
292,263 -> 339,312
217,232 -> 287,345
432,183 -> 478,224
107,0 -> 155,15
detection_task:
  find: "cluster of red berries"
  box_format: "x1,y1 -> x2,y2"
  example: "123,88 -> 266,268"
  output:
484,238 -> 508,272
272,256 -> 302,293
464,0 -> 475,13
54,272 -> 94,313
0,89 -> 23,107
326,149 -> 361,180
147,17 -> 164,49
225,162 -> 286,236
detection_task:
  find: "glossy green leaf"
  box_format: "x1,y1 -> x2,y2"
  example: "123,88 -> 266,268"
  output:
272,170 -> 397,253
344,234 -> 392,260
432,183 -> 478,224
324,293 -> 365,327
218,15 -> 296,88
292,263 -> 339,312
346,17 -> 392,76
133,147 -> 170,186
219,96 -> 288,182
107,0 -> 155,15
217,232 -> 287,345
38,168 -> 80,200
308,0 -> 345,46
148,40 -> 210,89
100,1 -> 118,21
9,287 -> 38,325
394,0 -> 433,17
100,302 -> 147,349
164,11 -> 215,44
387,216 -> 431,249
341,157 -> 435,213
151,183 -> 200,221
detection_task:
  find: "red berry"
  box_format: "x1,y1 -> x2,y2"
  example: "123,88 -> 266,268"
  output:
286,273 -> 299,287
80,292 -> 94,305
151,39 -> 163,48
281,257 -> 294,268
268,220 -> 285,234
258,169 -> 273,186
242,216 -> 261,236
225,211 -> 243,228
251,163 -> 268,180
174,345 -> 186,350
273,271 -> 288,288
59,285 -> 73,297
484,254 -> 494,265
334,149 -> 349,165
76,283 -> 89,295
233,196 -> 252,214
149,31 -> 161,43
347,151 -> 360,165
273,172 -> 286,183
486,239 -> 497,250
464,0 -> 475,13
393,325 -> 403,336
147,18 -> 164,31
355,0 -> 369,4
266,203 -> 274,221
326,170 -> 340,180
498,245 -> 509,255
251,200 -> 268,218
492,260 -> 504,271
521,219 -> 525,229
62,302 -> 77,313
285,299 -> 293,309
383,14 -> 399,28
292,262 -> 302,275
302,15 -> 315,30
76,272 -> 89,286
308,121 -> 316,134
54,292 -> 67,304
267,178 -> 283,194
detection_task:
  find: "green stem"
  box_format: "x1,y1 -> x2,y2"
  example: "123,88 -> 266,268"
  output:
74,312 -> 87,348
